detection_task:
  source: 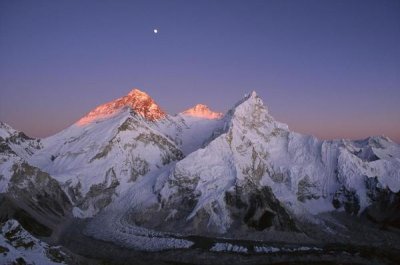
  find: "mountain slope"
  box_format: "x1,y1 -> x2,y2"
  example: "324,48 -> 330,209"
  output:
29,107 -> 183,217
0,123 -> 72,245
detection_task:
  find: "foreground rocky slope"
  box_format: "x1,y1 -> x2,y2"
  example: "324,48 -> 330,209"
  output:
0,219 -> 69,264
0,123 -> 72,241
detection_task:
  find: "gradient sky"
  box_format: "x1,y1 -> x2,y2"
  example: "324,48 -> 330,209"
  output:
0,0 -> 399,142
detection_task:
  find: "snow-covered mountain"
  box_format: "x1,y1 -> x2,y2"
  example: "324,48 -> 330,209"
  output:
84,91 -> 400,246
25,89 -> 225,217
29,109 -> 183,217
152,92 -> 400,233
1,88 -> 399,256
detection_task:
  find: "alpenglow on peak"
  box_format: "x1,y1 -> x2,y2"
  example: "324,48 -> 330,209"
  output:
182,104 -> 223,119
77,88 -> 166,125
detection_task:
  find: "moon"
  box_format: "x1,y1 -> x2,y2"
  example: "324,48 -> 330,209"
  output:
153,29 -> 158,34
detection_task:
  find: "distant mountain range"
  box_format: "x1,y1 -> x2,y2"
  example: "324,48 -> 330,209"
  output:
1,88 -> 399,264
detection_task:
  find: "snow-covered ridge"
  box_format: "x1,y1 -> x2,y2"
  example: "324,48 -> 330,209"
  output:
0,122 -> 17,139
0,121 -> 42,159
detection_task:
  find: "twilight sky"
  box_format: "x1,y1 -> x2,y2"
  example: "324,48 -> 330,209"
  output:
0,0 -> 399,142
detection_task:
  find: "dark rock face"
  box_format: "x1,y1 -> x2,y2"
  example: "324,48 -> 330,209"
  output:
351,146 -> 380,162
0,130 -> 70,236
297,175 -> 320,202
1,130 -> 42,157
332,186 -> 360,215
135,132 -> 184,163
128,182 -> 299,235
364,177 -> 400,228
0,140 -> 16,155
332,176 -> 400,228
66,181 -> 83,205
9,162 -> 72,218
8,132 -> 33,143
12,209 -> 52,237
0,162 -> 72,237
129,157 -> 149,182
225,184 -> 298,231
156,169 -> 201,226
76,168 -> 120,213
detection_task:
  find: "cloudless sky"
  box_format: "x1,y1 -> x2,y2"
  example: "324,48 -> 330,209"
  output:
0,0 -> 399,142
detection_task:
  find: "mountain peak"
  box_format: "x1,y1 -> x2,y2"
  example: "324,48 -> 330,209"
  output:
182,104 -> 223,119
244,90 -> 259,101
229,90 -> 265,113
0,122 -> 17,139
224,90 -> 286,130
127,88 -> 150,99
77,88 -> 166,125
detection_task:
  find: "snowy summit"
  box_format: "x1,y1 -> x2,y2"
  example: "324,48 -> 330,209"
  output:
77,88 -> 166,125
182,104 -> 223,119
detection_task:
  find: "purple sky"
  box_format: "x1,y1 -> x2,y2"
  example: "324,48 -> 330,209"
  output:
0,0 -> 399,142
